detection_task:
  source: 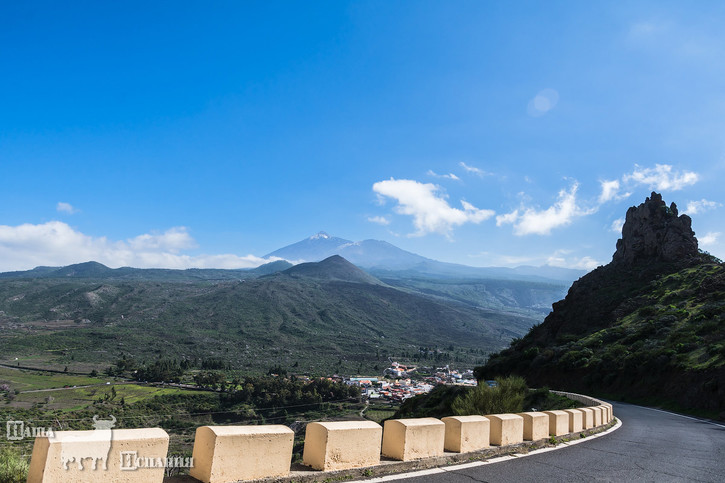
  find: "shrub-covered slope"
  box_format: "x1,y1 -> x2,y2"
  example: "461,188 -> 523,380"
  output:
0,257 -> 536,373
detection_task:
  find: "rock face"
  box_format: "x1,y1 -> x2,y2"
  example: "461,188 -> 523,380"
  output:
613,192 -> 699,266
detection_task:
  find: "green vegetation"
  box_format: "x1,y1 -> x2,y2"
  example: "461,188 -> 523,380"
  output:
392,377 -> 577,419
0,367 -> 105,391
7,383 -> 207,412
0,272 -> 536,374
452,376 -> 527,415
0,447 -> 28,483
481,260 -> 725,418
364,406 -> 396,423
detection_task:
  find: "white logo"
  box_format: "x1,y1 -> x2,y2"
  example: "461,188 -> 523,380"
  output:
5,420 -> 54,441
61,415 -> 116,471
120,452 -> 194,471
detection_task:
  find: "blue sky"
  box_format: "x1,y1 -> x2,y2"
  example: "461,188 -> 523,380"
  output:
1,1 -> 724,271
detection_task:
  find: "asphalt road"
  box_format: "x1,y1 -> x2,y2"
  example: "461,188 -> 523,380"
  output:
385,402 -> 725,482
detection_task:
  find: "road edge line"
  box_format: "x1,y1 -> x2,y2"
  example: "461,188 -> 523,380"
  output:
355,418 -> 622,482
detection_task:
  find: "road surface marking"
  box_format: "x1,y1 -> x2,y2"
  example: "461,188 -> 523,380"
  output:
354,418 -> 622,482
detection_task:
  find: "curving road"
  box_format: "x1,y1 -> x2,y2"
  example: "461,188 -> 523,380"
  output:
376,402 -> 725,482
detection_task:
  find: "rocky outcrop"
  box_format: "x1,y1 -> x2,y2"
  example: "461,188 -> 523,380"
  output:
613,192 -> 699,267
478,193 -> 725,416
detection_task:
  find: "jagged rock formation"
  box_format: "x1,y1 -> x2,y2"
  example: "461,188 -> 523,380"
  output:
613,192 -> 699,266
478,193 -> 725,417
527,192 -> 704,341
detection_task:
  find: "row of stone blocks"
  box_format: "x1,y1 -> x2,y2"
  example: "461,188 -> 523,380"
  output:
27,403 -> 613,483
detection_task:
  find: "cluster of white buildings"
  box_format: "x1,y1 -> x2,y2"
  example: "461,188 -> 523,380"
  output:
345,362 -> 477,402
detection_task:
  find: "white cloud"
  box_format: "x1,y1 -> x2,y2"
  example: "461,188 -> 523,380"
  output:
459,162 -> 489,177
427,170 -> 460,181
598,180 -> 631,204
699,232 -> 720,247
527,88 -> 559,117
685,199 -> 721,215
128,227 -> 197,253
495,210 -> 519,227
547,253 -> 601,271
497,183 -> 593,236
372,178 -> 494,237
0,221 -> 273,272
56,202 -> 78,214
623,164 -> 699,191
610,217 -> 625,234
367,216 -> 391,226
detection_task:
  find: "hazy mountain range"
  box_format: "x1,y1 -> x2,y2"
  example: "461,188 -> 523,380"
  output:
268,232 -> 586,283
0,231 -> 585,284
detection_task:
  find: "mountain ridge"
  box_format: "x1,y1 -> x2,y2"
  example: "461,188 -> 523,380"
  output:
0,232 -> 585,284
267,231 -> 585,283
0,260 -> 294,281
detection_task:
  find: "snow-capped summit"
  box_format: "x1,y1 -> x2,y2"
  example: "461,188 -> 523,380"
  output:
310,231 -> 331,240
265,233 -> 354,263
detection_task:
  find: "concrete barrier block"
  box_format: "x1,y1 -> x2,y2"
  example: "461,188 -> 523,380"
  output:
544,410 -> 569,436
577,408 -> 594,429
486,414 -> 523,446
593,407 -> 603,426
563,409 -> 583,433
441,415 -> 490,453
189,425 -> 293,482
517,412 -> 548,441
303,421 -> 382,471
27,427 -> 169,483
382,418 -> 445,461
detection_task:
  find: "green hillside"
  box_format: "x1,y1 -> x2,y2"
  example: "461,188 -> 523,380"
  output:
0,258 -> 537,374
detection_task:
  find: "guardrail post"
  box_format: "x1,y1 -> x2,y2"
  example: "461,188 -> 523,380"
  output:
189,425 -> 293,482
382,418 -> 445,461
486,414 -> 524,446
441,415 -> 490,453
303,421 -> 382,471
27,427 -> 169,483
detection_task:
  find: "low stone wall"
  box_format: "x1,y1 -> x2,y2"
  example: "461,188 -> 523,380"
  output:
551,390 -> 609,408
27,392 -> 615,483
